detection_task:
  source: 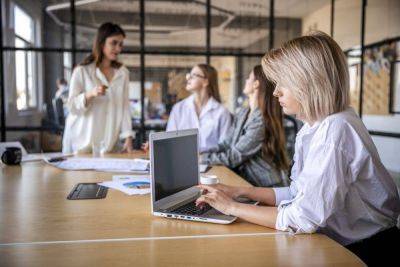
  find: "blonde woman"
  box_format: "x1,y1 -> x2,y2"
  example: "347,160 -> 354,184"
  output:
196,32 -> 400,265
63,23 -> 134,154
166,64 -> 232,152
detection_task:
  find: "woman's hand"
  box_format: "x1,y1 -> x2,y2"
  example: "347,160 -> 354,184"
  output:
85,85 -> 107,101
195,184 -> 238,215
121,136 -> 133,153
141,141 -> 149,152
200,183 -> 243,199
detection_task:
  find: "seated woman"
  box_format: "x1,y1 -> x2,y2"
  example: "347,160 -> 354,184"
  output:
200,65 -> 289,187
166,64 -> 232,152
196,32 -> 400,266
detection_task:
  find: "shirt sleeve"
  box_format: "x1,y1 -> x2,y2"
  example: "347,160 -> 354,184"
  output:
202,111 -> 263,168
202,112 -> 237,155
218,109 -> 232,143
273,187 -> 291,206
166,104 -> 178,131
119,71 -> 135,140
67,67 -> 89,115
276,143 -> 351,234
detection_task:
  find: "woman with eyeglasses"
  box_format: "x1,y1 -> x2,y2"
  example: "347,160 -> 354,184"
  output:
200,65 -> 289,187
165,64 -> 232,152
62,22 -> 134,154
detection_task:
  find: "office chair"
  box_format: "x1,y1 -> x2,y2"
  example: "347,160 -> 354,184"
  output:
283,115 -> 301,180
52,97 -> 65,127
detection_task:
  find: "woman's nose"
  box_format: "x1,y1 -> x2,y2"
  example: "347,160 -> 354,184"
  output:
273,88 -> 281,97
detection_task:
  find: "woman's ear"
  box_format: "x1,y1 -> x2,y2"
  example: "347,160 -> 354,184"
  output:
253,80 -> 260,90
202,79 -> 209,89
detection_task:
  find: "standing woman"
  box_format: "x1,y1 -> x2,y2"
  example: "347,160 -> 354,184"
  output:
200,65 -> 289,187
167,64 -> 232,152
63,22 -> 134,154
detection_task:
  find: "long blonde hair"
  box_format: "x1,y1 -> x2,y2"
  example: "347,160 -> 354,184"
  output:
261,31 -> 349,122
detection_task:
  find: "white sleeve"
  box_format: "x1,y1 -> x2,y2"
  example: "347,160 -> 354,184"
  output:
218,109 -> 232,142
273,187 -> 291,206
276,143 -> 351,234
166,104 -> 178,131
67,67 -> 89,115
119,72 -> 135,140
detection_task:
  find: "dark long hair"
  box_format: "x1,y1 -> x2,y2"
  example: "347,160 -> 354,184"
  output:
80,22 -> 125,68
196,64 -> 221,103
253,65 -> 290,171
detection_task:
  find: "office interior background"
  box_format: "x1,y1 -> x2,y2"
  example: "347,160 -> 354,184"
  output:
0,0 -> 399,175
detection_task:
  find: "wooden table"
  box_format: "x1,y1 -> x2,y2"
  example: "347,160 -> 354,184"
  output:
0,153 -> 364,266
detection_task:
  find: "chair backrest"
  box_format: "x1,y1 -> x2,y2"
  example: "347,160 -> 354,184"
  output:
52,97 -> 65,126
283,114 -> 300,164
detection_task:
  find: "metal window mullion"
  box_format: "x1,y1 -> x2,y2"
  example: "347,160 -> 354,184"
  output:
358,0 -> 367,118
70,0 -> 76,66
24,49 -> 29,108
330,0 -> 335,37
139,0 -> 145,143
269,0 -> 274,50
0,0 -> 5,140
206,0 -> 211,64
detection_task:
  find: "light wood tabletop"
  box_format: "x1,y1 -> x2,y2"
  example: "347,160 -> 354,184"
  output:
0,152 -> 364,267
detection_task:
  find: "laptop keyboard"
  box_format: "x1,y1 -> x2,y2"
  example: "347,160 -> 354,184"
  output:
171,201 -> 212,216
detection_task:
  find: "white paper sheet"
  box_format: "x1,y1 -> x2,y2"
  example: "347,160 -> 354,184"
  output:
22,152 -> 74,162
199,164 -> 209,173
46,157 -> 150,173
99,175 -> 151,195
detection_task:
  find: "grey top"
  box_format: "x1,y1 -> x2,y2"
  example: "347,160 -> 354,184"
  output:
201,107 -> 285,187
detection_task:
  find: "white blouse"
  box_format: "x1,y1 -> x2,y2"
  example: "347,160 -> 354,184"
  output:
62,63 -> 134,153
167,94 -> 232,152
273,108 -> 400,246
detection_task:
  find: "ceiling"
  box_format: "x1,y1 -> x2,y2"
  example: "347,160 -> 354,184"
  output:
46,0 -> 330,50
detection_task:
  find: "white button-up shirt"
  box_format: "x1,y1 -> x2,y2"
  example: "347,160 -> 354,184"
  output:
62,63 -> 134,153
167,94 -> 232,152
273,108 -> 400,246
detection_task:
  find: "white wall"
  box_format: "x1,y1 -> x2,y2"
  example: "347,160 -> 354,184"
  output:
303,0 -> 400,49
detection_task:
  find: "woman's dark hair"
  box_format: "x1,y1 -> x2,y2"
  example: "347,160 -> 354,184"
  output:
253,65 -> 290,171
80,22 -> 125,68
196,64 -> 221,103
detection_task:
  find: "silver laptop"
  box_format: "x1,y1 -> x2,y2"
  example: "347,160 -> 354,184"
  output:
149,129 -> 237,224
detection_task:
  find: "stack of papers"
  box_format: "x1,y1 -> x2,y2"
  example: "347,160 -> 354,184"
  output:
46,157 -> 150,173
22,152 -> 74,162
99,175 -> 151,195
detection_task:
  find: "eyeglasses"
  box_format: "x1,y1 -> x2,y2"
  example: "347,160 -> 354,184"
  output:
186,73 -> 206,80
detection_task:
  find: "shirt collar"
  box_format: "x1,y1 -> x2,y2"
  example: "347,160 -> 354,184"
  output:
187,94 -> 220,118
94,64 -> 124,87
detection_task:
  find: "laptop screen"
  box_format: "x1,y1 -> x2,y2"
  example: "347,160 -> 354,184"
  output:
153,134 -> 198,202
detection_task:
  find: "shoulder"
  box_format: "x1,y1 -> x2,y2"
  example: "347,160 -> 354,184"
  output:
118,65 -> 129,76
313,108 -> 366,152
211,99 -> 231,117
171,97 -> 191,114
73,63 -> 94,77
235,107 -> 249,117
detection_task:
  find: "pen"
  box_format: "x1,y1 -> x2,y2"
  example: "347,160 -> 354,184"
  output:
48,156 -> 67,163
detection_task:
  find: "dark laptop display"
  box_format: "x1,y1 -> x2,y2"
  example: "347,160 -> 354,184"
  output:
153,134 -> 198,202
